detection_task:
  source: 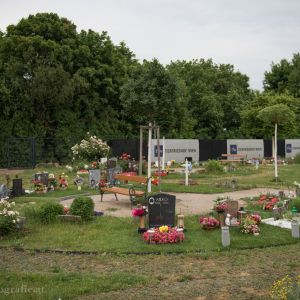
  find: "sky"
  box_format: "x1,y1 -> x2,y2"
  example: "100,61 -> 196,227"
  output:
1,0 -> 300,90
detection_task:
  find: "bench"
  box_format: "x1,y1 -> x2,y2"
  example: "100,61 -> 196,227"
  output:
219,154 -> 246,164
99,174 -> 150,206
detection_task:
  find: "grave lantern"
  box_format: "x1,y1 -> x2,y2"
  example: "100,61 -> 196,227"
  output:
291,220 -> 300,238
177,214 -> 185,229
221,226 -> 230,247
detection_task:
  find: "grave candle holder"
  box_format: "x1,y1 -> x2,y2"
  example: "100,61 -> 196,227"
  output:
177,214 -> 185,229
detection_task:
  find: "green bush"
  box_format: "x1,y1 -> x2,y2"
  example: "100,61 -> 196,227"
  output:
291,198 -> 300,213
39,202 -> 64,224
294,153 -> 300,164
205,160 -> 224,173
69,196 -> 94,221
0,216 -> 15,235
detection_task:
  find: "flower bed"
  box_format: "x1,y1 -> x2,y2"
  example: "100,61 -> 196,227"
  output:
258,194 -> 279,210
143,226 -> 184,244
241,215 -> 261,235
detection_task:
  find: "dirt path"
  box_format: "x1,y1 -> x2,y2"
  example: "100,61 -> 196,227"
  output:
61,188 -> 286,217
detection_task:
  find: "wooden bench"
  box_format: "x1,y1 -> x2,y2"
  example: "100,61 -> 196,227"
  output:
220,154 -> 246,164
99,174 -> 150,206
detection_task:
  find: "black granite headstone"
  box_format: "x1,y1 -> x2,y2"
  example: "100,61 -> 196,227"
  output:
12,178 -> 23,197
148,193 -> 176,228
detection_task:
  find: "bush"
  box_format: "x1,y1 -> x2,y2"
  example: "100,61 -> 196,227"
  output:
0,216 -> 15,235
70,196 -> 94,221
291,198 -> 300,213
294,153 -> 300,164
39,202 -> 64,224
205,160 -> 224,173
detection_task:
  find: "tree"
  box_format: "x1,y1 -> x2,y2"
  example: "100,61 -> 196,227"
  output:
258,104 -> 296,180
240,92 -> 299,138
264,53 -> 300,98
120,59 -> 194,137
167,59 -> 252,138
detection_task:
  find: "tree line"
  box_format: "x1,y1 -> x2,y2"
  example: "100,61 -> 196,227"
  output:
0,13 -> 299,162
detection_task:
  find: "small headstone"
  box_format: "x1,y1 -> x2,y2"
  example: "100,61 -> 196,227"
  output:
0,184 -> 10,198
35,172 -> 49,186
88,169 -> 100,189
148,193 -> 176,228
107,158 -> 117,169
12,178 -> 24,197
107,166 -> 122,185
74,176 -> 84,191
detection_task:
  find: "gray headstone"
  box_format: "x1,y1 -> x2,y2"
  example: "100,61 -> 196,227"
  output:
0,184 -> 10,198
88,169 -> 100,188
35,172 -> 49,186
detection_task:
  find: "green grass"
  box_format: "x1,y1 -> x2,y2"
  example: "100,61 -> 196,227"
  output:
0,270 -> 147,300
1,215 -> 297,253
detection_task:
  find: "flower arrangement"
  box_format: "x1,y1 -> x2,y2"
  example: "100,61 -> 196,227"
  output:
59,173 -> 68,189
48,173 -> 58,190
153,170 -> 168,177
132,206 -> 148,217
99,179 -> 108,188
258,194 -> 279,210
151,177 -> 159,185
143,227 -> 185,244
213,196 -> 229,212
199,216 -> 220,229
241,216 -> 260,235
71,133 -> 110,162
250,213 -> 261,224
0,197 -> 20,235
120,153 -> 131,160
294,181 -> 300,189
33,179 -> 46,192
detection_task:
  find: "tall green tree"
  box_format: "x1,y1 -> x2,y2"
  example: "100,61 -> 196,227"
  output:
264,53 -> 300,98
167,59 -> 252,138
240,92 -> 299,138
120,59 -> 195,137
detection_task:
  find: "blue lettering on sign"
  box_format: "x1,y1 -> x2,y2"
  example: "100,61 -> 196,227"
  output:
154,145 -> 163,157
230,144 -> 237,154
286,144 -> 292,154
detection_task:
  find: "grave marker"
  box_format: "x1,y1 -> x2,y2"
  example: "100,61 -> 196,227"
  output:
148,193 -> 176,227
88,169 -> 100,188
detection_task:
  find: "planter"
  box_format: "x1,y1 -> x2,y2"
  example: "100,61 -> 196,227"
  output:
202,225 -> 219,230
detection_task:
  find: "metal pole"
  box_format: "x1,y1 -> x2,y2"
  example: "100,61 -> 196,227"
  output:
157,126 -> 161,192
162,136 -> 165,171
274,123 -> 278,179
147,123 -> 152,193
139,127 -> 143,176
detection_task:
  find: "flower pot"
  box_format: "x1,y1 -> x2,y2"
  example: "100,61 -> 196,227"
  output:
202,225 -> 218,230
139,215 -> 146,229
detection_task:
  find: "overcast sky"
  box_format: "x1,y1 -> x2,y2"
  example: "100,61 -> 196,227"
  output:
1,0 -> 300,90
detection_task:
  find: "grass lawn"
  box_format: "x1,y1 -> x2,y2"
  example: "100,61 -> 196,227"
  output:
1,215 -> 298,253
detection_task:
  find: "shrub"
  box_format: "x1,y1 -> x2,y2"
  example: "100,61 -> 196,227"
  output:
294,153 -> 300,164
205,160 -> 224,173
291,198 -> 300,213
39,202 -> 64,224
69,196 -> 94,221
0,198 -> 19,235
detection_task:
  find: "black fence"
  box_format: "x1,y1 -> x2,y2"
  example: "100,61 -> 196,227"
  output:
0,137 -> 293,168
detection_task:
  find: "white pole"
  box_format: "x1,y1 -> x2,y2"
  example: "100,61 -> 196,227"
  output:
274,123 -> 278,179
162,136 -> 165,171
148,123 -> 152,193
185,159 -> 189,186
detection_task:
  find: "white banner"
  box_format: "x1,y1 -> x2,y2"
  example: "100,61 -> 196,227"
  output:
285,139 -> 300,158
227,139 -> 264,159
151,139 -> 199,163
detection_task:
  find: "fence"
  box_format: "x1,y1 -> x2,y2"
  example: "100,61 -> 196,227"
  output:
0,137 -> 299,168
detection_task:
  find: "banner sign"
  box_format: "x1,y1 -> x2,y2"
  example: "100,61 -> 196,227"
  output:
151,139 -> 199,162
227,139 -> 264,159
285,139 -> 300,158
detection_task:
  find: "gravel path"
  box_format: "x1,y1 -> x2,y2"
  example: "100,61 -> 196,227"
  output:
60,188 -> 287,217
